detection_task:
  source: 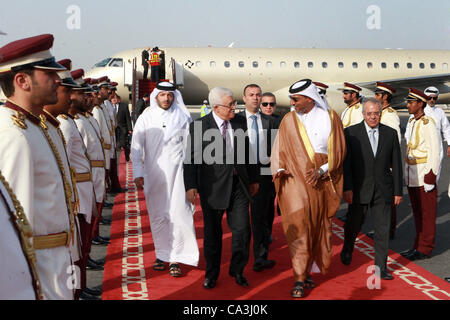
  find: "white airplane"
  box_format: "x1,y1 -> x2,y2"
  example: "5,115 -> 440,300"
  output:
85,47 -> 450,113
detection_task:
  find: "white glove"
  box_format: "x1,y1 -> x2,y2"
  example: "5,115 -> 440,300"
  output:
424,183 -> 435,192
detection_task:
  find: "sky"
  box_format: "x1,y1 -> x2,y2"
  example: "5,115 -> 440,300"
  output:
1,0 -> 449,71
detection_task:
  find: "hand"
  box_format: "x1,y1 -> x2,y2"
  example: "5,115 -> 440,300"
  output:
447,146 -> 450,157
393,196 -> 402,206
272,169 -> 291,182
186,188 -> 198,205
305,169 -> 320,187
128,130 -> 133,134
343,190 -> 353,204
134,177 -> 144,190
249,183 -> 259,197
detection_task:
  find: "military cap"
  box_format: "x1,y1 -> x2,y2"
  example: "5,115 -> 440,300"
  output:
375,82 -> 396,95
339,82 -> 362,93
406,88 -> 429,103
57,59 -> 80,88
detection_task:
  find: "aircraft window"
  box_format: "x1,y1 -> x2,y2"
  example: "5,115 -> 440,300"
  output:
407,63 -> 413,69
444,63 -> 448,69
109,58 -> 123,67
394,62 -> 399,69
196,61 -> 202,67
338,62 -> 344,68
239,61 -> 245,68
381,62 -> 387,69
253,61 -> 259,68
430,63 -> 436,69
322,62 -> 328,68
266,61 -> 272,68
224,61 -> 230,68
280,61 -> 286,68
94,58 -> 112,68
294,62 -> 300,68
367,62 -> 373,69
210,61 -> 216,68
308,62 -> 313,68
352,62 -> 358,68
419,63 -> 425,69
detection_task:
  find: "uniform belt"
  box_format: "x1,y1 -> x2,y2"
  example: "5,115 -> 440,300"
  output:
74,172 -> 92,182
103,143 -> 112,150
33,231 -> 71,250
406,156 -> 427,165
90,160 -> 105,168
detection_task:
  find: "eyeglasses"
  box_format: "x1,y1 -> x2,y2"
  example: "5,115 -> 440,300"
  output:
217,100 -> 238,109
365,112 -> 381,117
429,96 -> 438,101
261,102 -> 276,107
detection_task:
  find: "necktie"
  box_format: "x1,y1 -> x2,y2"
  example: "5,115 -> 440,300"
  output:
222,120 -> 232,151
250,115 -> 260,163
369,128 -> 377,156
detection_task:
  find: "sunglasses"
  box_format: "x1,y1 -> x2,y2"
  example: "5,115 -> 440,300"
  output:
261,102 -> 276,107
429,96 -> 438,101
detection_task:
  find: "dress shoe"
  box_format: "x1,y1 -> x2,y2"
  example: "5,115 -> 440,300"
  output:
88,257 -> 105,266
379,270 -> 394,280
92,236 -> 109,246
445,277 -> 450,283
87,258 -> 104,271
340,249 -> 352,265
80,291 -> 101,300
103,201 -> 114,208
100,217 -> 112,225
83,287 -> 102,296
98,235 -> 110,242
110,188 -> 128,194
253,259 -> 276,272
400,248 -> 416,257
406,250 -> 430,261
203,278 -> 216,289
230,273 -> 249,287
366,231 -> 374,239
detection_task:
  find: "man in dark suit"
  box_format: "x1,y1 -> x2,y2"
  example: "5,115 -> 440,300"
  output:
132,94 -> 149,124
142,47 -> 150,79
114,95 -> 132,162
260,92 -> 281,128
341,97 -> 403,280
236,84 -> 278,272
184,87 -> 259,289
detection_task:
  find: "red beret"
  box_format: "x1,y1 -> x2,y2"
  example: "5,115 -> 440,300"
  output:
0,34 -> 65,74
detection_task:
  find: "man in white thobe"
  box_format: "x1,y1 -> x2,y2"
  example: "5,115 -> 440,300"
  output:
131,82 -> 199,277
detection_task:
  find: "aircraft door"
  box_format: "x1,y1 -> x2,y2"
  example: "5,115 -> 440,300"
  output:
170,58 -> 184,87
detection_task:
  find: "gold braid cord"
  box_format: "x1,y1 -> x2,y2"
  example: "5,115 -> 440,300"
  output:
38,116 -> 75,245
0,170 -> 43,300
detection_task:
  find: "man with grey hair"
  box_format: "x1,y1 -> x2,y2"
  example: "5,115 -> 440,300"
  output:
184,87 -> 259,289
341,97 -> 403,280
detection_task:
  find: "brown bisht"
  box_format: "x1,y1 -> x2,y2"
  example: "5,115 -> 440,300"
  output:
271,110 -> 346,282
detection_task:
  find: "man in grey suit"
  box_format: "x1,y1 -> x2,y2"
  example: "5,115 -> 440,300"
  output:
341,98 -> 403,280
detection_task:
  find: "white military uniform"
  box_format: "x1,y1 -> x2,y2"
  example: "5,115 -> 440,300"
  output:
92,105 -> 112,171
131,87 -> 199,266
0,170 -> 41,300
0,102 -> 74,300
75,112 -> 106,204
58,114 -> 96,223
380,105 -> 401,145
341,101 -> 363,128
405,115 -> 441,189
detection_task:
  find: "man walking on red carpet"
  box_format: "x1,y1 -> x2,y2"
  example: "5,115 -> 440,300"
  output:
131,82 -> 199,277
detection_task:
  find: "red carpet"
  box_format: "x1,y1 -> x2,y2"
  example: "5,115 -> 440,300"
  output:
102,154 -> 450,300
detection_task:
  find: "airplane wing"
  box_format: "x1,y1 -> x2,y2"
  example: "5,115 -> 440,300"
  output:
357,73 -> 450,108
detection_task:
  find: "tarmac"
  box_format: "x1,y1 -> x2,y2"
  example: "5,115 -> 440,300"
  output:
86,111 -> 450,298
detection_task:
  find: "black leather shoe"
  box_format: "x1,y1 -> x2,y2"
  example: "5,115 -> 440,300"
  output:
100,218 -> 112,225
400,248 -> 416,257
87,258 -> 104,271
203,278 -> 216,289
89,257 -> 105,266
445,277 -> 450,283
92,236 -> 109,246
234,274 -> 249,287
253,259 -> 276,272
83,287 -> 102,296
406,250 -> 430,261
98,235 -> 110,242
379,270 -> 394,280
103,202 -> 114,208
340,249 -> 352,265
80,291 -> 101,300
111,188 -> 128,194
366,231 -> 374,239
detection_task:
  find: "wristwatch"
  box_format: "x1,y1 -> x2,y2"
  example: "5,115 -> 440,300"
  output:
317,168 -> 325,176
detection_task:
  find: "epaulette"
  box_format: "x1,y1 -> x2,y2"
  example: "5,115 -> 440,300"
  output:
11,111 -> 27,129
5,101 -> 40,128
85,112 -> 90,118
409,117 -> 415,123
59,114 -> 68,120
74,114 -> 79,120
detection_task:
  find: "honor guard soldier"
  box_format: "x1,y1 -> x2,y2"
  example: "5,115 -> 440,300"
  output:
340,82 -> 364,128
75,74 -> 110,246
401,88 -> 440,261
0,34 -> 75,299
0,170 -> 43,300
373,82 -> 401,239
424,86 -> 450,182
